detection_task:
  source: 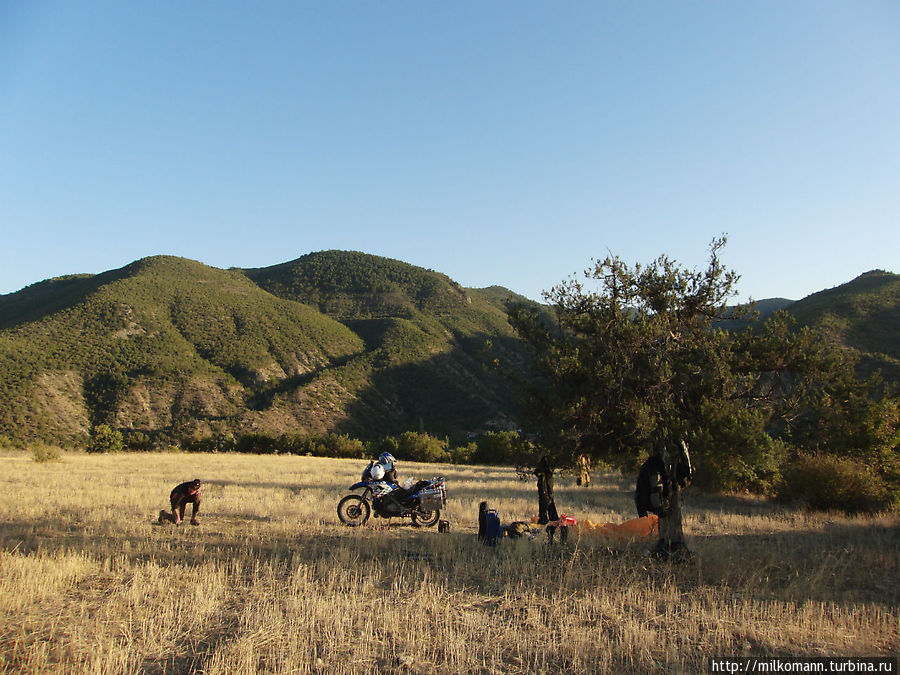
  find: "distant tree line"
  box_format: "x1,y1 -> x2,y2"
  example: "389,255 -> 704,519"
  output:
82,426 -> 542,468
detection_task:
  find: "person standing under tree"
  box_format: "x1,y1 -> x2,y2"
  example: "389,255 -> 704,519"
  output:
577,454 -> 592,487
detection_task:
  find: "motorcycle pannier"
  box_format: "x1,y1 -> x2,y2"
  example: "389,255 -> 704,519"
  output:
418,488 -> 443,511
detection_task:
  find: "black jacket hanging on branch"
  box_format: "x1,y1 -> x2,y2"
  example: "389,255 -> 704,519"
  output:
635,442 -> 693,518
534,456 -> 568,542
652,439 -> 694,561
534,456 -> 559,525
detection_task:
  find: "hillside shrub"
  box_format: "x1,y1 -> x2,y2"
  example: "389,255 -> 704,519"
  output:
235,433 -> 280,455
690,402 -> 788,493
181,433 -> 237,453
776,453 -> 895,514
87,424 -> 124,454
472,431 -> 539,466
124,431 -> 154,452
382,432 -> 451,463
31,443 -> 62,463
449,441 -> 477,464
294,433 -> 367,459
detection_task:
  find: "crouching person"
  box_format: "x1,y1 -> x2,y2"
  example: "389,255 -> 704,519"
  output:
159,478 -> 202,525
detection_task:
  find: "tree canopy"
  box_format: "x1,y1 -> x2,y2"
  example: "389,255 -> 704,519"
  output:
508,238 -> 899,501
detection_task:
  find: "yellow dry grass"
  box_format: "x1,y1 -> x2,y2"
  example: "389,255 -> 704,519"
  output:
0,450 -> 897,674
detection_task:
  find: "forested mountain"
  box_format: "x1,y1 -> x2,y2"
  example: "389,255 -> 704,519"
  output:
0,252 -> 525,445
783,270 -> 900,381
244,251 -> 527,436
720,271 -> 899,381
0,252 -> 896,448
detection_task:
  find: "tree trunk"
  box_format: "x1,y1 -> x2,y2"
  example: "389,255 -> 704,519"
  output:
653,445 -> 691,561
658,483 -> 684,544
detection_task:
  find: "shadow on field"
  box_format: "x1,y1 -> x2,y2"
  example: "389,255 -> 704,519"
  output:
3,500 -> 897,616
203,479 -> 317,494
691,519 -> 900,607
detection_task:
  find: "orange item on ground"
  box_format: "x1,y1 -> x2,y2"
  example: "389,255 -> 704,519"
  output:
574,514 -> 658,542
528,514 -> 656,542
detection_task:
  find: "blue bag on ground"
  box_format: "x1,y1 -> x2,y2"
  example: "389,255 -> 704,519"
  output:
478,501 -> 502,546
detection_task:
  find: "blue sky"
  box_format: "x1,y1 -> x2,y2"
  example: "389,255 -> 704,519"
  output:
1,1 -> 898,303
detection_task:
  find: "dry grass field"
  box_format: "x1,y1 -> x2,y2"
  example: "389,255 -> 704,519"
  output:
0,450 -> 897,674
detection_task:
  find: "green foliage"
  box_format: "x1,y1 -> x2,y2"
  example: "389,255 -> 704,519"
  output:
509,240 -> 898,497
510,238 -> 744,466
787,368 -> 900,467
246,250 -> 477,320
471,431 -> 540,466
449,441 -> 477,464
785,270 -> 900,381
124,431 -> 154,452
235,433 -> 281,455
84,369 -> 128,426
689,401 -> 788,493
30,442 -> 62,463
777,453 -> 896,514
282,433 -> 367,459
381,431 -> 451,463
0,252 -> 524,445
173,429 -> 542,466
181,432 -> 368,459
87,424 -> 124,454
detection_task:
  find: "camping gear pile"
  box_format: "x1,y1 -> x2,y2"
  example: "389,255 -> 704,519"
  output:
478,504 -> 659,546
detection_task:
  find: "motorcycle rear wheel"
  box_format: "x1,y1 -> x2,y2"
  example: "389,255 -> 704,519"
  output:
412,508 -> 440,528
337,495 -> 371,526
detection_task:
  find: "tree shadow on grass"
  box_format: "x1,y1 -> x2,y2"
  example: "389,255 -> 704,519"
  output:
3,505 -> 897,613
689,520 -> 900,608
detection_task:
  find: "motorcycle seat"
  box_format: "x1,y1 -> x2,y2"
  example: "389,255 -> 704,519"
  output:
389,480 -> 432,501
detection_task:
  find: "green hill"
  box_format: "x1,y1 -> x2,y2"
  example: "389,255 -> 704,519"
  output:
748,297 -> 796,319
0,256 -> 365,444
716,297 -> 796,331
243,251 -> 525,436
784,270 -> 900,381
2,253 -> 895,448
470,285 -> 557,325
0,252 -> 526,446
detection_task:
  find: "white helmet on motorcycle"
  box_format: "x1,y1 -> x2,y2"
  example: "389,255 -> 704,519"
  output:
378,452 -> 396,471
369,463 -> 386,481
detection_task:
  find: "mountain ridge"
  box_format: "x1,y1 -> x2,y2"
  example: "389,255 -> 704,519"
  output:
0,252 -> 527,445
0,253 -> 896,446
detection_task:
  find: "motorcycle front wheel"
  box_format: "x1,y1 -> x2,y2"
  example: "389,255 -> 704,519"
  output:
412,508 -> 440,528
337,495 -> 371,526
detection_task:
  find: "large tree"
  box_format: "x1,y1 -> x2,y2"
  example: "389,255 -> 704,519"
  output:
510,240 -> 738,469
507,237 -> 887,495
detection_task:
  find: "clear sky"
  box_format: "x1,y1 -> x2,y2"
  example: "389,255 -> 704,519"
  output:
2,1 -> 898,303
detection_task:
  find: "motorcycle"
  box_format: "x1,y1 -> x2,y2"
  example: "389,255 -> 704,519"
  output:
337,476 -> 446,527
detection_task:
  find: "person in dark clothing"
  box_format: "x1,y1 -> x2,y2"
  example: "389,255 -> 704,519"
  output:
159,479 -> 202,525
